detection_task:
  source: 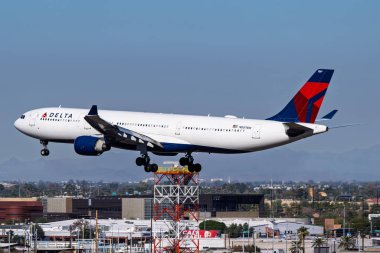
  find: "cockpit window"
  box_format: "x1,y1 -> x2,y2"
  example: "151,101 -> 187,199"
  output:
20,115 -> 25,119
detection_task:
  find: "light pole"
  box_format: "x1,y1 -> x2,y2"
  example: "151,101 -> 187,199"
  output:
130,229 -> 132,253
253,227 -> 256,253
285,232 -> 288,253
343,204 -> 346,237
8,226 -> 11,253
242,230 -> 245,253
77,228 -> 80,253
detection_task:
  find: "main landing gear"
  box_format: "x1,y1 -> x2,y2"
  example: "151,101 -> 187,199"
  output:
179,153 -> 201,173
136,154 -> 158,173
40,140 -> 50,156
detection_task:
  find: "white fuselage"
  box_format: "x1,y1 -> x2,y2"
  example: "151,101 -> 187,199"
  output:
14,107 -> 328,154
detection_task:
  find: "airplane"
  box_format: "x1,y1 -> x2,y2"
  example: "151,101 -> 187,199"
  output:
14,69 -> 336,173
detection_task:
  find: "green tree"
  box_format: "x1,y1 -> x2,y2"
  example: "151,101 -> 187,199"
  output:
338,236 -> 354,250
290,240 -> 303,253
12,235 -> 25,244
34,224 -> 45,240
312,237 -> 326,253
227,223 -> 241,238
71,219 -> 95,239
351,217 -> 370,235
198,220 -> 226,232
370,204 -> 380,214
232,244 -> 261,253
6,230 -> 14,242
297,226 -> 309,253
243,223 -> 249,235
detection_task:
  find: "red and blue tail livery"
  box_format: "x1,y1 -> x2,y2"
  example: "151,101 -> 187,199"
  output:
268,69 -> 334,123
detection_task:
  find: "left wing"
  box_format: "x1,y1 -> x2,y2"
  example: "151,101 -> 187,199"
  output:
84,105 -> 163,149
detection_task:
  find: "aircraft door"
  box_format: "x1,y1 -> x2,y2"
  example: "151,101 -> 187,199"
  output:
175,121 -> 182,135
252,125 -> 261,139
83,114 -> 91,130
77,113 -> 91,130
29,113 -> 37,127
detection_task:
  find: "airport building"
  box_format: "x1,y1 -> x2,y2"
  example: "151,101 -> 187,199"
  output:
43,194 -> 265,221
0,198 -> 43,222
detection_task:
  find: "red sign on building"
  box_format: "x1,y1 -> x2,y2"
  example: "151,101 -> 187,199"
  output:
181,230 -> 219,238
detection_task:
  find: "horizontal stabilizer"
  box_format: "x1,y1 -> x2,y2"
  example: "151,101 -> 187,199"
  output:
322,110 -> 338,120
315,109 -> 338,122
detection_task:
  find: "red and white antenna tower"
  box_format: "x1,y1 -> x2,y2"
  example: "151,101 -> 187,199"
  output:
153,167 -> 200,253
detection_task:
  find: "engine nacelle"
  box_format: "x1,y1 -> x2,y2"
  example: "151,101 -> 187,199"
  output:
74,136 -> 110,156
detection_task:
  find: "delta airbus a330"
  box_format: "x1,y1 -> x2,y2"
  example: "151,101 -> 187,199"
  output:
14,69 -> 337,173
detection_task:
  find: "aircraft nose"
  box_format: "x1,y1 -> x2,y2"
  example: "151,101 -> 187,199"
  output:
14,118 -> 25,132
14,118 -> 22,131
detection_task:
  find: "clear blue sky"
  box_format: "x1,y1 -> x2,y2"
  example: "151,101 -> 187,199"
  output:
1,1 -> 379,162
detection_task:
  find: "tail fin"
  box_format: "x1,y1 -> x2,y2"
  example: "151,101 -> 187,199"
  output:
268,69 -> 334,123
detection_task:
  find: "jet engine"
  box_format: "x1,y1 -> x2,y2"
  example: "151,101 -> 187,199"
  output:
74,136 -> 110,156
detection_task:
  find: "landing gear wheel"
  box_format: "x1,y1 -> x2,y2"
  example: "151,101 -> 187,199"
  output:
41,149 -> 49,156
179,157 -> 188,166
136,157 -> 145,166
188,164 -> 195,173
194,163 -> 202,173
144,165 -> 151,173
136,155 -> 150,167
40,140 -> 49,156
150,164 -> 158,173
180,153 -> 194,167
137,153 -> 158,173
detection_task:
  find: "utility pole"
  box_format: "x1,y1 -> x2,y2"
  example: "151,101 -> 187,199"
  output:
95,210 -> 99,253
130,230 -> 132,253
271,179 -> 273,218
343,204 -> 346,237
242,230 -> 245,253
150,197 -> 152,253
8,226 -> 11,253
285,232 -> 288,253
253,227 -> 256,253
34,224 -> 37,253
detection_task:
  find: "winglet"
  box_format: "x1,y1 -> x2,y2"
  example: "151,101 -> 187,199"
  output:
321,109 -> 338,120
88,105 -> 98,116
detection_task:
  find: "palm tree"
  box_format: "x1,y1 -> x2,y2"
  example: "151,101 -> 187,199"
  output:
338,236 -> 354,250
312,237 -> 326,253
297,226 -> 310,253
290,240 -> 303,253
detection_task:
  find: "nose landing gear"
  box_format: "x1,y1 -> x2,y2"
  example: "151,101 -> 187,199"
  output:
40,140 -> 50,156
179,153 -> 201,173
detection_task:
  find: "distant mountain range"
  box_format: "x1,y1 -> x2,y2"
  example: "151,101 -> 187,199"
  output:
1,145 -> 379,182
